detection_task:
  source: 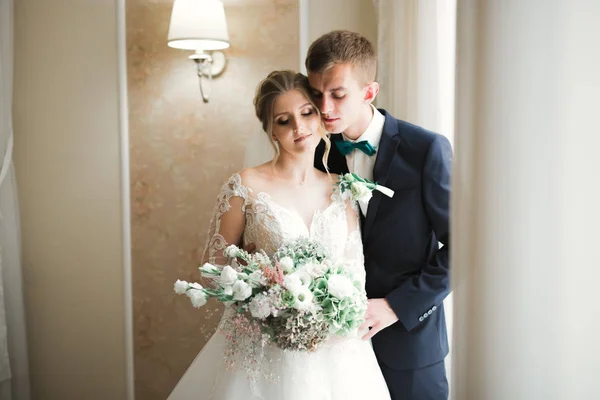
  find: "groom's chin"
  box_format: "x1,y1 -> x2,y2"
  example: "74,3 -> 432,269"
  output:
323,121 -> 343,134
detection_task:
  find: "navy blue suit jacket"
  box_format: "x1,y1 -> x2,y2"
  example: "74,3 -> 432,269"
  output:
315,109 -> 452,370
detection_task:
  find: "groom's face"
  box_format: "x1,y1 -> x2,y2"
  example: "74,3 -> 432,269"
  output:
308,63 -> 371,138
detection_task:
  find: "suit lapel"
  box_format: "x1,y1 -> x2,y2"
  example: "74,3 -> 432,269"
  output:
362,112 -> 400,240
327,134 -> 349,174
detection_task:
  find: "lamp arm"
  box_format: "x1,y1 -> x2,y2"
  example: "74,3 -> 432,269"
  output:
194,60 -> 212,103
191,52 -> 213,103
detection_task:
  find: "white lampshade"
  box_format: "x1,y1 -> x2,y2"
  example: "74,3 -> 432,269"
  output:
167,0 -> 230,51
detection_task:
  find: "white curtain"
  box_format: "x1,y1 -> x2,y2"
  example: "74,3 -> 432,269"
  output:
0,0 -> 31,398
452,1 -> 600,398
374,0 -> 457,385
375,0 -> 456,142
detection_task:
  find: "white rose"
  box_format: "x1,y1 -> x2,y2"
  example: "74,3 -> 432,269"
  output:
279,256 -> 295,273
248,294 -> 271,319
232,280 -> 253,301
199,263 -> 219,276
283,274 -> 303,293
248,270 -> 267,288
187,282 -> 203,291
173,279 -> 188,294
224,245 -> 239,258
293,286 -> 315,311
327,274 -> 355,299
350,182 -> 372,202
290,269 -> 312,287
189,290 -> 207,308
222,285 -> 233,296
305,262 -> 327,278
220,265 -> 238,286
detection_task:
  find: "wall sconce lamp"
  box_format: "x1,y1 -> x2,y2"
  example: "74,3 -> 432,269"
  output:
167,0 -> 230,103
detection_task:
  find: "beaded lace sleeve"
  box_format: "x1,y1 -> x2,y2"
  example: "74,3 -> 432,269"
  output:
201,173 -> 250,267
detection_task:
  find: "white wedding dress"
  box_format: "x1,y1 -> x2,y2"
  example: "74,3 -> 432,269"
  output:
168,173 -> 391,400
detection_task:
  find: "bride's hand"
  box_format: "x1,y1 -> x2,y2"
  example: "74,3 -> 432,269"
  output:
360,298 -> 399,340
234,242 -> 256,267
243,242 -> 256,254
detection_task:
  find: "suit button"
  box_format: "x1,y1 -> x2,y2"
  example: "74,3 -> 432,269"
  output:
428,310 -> 433,315
419,316 -> 424,322
432,306 -> 437,311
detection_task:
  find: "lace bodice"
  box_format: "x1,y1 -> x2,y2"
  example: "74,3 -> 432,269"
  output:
202,173 -> 365,284
180,173 -> 389,400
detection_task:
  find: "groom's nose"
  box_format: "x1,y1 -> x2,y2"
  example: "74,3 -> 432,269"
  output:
319,96 -> 333,116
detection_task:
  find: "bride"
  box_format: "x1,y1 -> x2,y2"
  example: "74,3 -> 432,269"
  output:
168,70 -> 391,400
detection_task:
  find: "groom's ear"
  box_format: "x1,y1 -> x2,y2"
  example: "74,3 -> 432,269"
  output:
363,81 -> 379,104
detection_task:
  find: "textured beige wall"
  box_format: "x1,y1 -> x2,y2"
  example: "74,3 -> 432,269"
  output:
126,1 -> 299,398
306,0 -> 377,53
13,0 -> 128,399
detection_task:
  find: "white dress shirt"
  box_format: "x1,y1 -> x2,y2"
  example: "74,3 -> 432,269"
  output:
342,105 -> 385,216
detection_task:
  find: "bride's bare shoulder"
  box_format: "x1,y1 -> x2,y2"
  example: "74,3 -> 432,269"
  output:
315,170 -> 339,186
238,163 -> 273,189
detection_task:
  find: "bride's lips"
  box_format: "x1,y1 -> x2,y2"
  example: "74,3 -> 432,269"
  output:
294,134 -> 312,143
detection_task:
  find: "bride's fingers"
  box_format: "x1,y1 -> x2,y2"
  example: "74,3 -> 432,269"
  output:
243,242 -> 256,253
362,322 -> 381,340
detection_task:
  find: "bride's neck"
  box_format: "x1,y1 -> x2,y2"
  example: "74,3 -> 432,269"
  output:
273,155 -> 317,185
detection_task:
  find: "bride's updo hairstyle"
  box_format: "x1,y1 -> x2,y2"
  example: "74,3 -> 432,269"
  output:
253,70 -> 330,170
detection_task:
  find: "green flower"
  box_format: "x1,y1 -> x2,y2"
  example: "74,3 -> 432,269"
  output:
281,290 -> 296,308
338,298 -> 351,311
319,298 -> 335,315
343,173 -> 356,183
314,278 -> 328,291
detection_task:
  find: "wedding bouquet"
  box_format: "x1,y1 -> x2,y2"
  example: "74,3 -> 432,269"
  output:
174,237 -> 367,353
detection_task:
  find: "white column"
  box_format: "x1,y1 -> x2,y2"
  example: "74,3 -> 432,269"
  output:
452,1 -> 600,399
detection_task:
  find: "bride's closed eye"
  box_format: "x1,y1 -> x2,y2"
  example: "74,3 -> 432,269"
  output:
275,109 -> 314,126
301,109 -> 314,117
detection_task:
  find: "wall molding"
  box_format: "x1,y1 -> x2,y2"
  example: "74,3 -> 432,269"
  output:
116,0 -> 135,398
299,0 -> 308,74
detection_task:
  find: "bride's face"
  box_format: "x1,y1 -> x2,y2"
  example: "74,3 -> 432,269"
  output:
271,89 -> 322,156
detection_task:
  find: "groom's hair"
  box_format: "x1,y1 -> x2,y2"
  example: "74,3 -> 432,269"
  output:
305,30 -> 377,85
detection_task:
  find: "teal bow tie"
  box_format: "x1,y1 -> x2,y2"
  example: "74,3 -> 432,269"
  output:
334,139 -> 377,156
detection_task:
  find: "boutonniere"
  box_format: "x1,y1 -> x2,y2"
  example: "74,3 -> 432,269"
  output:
338,173 -> 395,202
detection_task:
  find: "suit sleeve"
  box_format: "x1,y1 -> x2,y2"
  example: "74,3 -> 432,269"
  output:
385,135 -> 452,332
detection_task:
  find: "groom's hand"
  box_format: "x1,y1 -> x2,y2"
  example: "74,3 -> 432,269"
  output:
360,298 -> 399,340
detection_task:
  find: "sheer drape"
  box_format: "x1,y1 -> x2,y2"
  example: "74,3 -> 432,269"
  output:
375,0 -> 456,141
0,0 -> 31,398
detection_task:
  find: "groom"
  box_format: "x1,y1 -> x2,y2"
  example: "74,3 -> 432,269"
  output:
309,31 -> 452,399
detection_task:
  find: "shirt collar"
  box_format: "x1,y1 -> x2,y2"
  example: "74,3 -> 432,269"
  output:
342,105 -> 385,147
